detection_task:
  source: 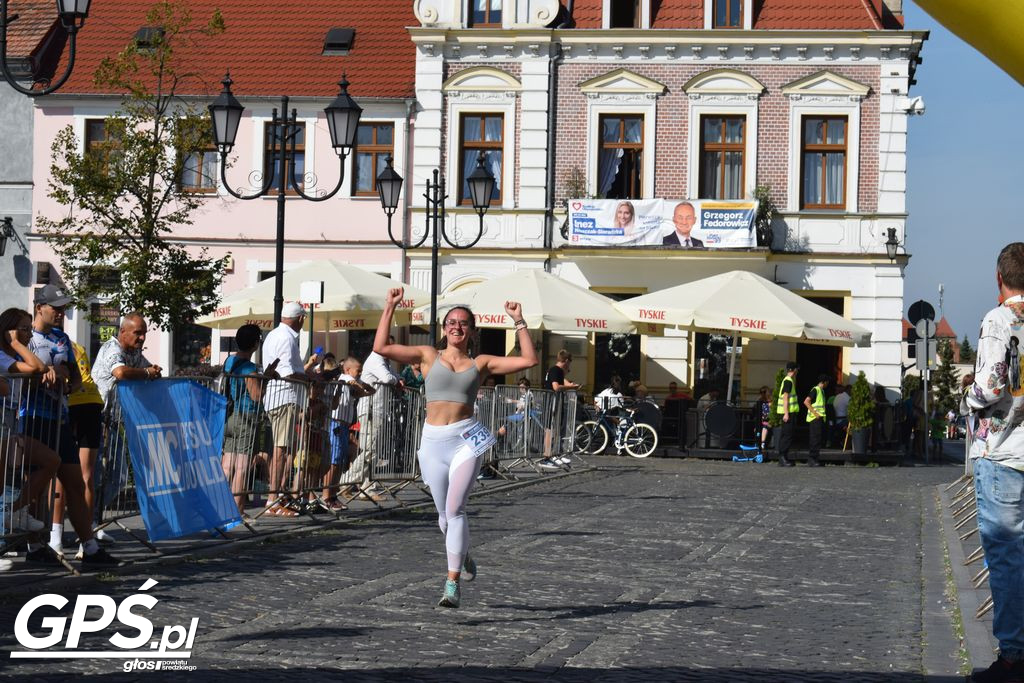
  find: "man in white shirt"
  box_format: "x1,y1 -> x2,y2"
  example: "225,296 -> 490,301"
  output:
832,384 -> 850,447
260,302 -> 311,514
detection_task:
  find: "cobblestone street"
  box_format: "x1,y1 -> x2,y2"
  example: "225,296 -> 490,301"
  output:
1,457 -> 962,681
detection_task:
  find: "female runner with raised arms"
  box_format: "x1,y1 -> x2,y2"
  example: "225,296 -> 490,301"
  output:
374,287 -> 537,608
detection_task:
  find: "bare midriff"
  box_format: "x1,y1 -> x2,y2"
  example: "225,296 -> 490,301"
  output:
425,400 -> 474,426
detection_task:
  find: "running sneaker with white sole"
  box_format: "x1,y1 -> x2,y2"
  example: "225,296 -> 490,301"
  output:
463,554 -> 477,582
80,548 -> 124,568
538,458 -> 560,469
438,579 -> 460,608
11,508 -> 44,532
94,529 -> 116,544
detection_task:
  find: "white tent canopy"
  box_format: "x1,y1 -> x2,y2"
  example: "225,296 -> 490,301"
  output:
195,260 -> 429,331
413,269 -> 643,334
615,270 -> 872,402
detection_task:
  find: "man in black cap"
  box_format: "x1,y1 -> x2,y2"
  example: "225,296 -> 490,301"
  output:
26,284 -> 121,567
775,361 -> 799,467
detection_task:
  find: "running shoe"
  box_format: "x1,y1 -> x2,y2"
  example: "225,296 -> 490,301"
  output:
438,579 -> 460,608
25,547 -> 61,566
48,541 -> 65,558
538,458 -> 560,469
94,529 -> 116,544
463,554 -> 477,582
11,508 -> 44,532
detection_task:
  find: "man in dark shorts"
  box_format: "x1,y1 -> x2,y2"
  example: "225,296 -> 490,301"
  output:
540,349 -> 580,468
27,285 -> 120,567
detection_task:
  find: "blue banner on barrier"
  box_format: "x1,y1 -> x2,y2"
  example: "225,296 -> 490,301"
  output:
117,379 -> 241,541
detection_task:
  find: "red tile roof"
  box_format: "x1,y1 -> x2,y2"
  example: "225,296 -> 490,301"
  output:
572,0 -> 896,29
902,317 -> 957,340
6,0 -> 60,56
56,0 -> 416,98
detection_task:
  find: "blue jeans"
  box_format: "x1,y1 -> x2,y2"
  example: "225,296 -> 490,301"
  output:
974,457 -> 1024,659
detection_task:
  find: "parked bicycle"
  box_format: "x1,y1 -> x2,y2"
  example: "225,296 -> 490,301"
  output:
575,400 -> 658,458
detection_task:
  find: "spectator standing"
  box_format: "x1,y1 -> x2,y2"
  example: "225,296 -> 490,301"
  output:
323,356 -> 373,509
92,312 -> 162,405
221,324 -> 268,517
752,385 -> 772,453
803,375 -> 829,467
541,350 -> 579,468
260,302 -> 310,517
27,287 -> 120,566
401,361 -> 425,391
960,242 -> 1024,683
831,384 -> 850,447
776,362 -> 799,467
339,342 -> 401,501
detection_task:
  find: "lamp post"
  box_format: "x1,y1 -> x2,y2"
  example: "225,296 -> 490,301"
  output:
376,154 -> 495,342
0,0 -> 90,96
208,72 -> 361,325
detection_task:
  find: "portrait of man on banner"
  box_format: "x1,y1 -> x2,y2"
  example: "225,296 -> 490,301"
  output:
662,201 -> 705,248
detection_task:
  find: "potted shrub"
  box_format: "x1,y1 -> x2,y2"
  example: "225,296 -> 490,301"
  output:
848,371 -> 875,454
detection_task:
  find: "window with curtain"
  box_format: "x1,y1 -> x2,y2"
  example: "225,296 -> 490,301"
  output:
459,113 -> 503,205
712,0 -> 742,27
468,0 -> 502,26
699,115 -> 745,200
598,114 -> 643,199
610,0 -> 640,27
263,121 -> 305,192
801,116 -> 847,209
353,123 -> 394,196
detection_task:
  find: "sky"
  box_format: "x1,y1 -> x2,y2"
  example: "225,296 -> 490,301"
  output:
902,1 -> 1024,340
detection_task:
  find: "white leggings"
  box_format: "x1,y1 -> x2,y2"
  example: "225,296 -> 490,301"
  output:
418,418 -> 484,572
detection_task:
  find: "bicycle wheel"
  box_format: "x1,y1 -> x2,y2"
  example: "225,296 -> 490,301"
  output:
623,423 -> 658,458
583,421 -> 609,455
573,422 -> 593,454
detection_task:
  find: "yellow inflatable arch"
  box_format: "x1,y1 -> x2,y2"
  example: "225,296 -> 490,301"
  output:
917,0 -> 1024,85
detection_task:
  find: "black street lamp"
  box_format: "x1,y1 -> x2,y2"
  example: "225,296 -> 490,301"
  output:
0,216 -> 12,257
376,153 -> 495,341
885,227 -> 901,262
209,72 -> 361,325
0,0 -> 91,96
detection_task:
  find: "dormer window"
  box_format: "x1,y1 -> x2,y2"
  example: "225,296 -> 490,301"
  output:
468,0 -> 502,27
713,0 -> 742,28
610,0 -> 640,28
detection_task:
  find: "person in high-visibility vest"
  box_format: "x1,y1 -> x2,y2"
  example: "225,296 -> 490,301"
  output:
776,361 -> 799,467
803,375 -> 831,467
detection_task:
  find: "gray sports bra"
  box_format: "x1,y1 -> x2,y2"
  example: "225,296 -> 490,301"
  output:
424,360 -> 481,404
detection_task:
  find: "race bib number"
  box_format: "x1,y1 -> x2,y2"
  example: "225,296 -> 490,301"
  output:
461,421 -> 496,457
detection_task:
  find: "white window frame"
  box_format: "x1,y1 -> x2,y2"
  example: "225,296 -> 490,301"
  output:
788,103 -> 860,213
703,0 -> 753,29
446,101 -> 516,210
586,102 -> 657,199
603,0 -> 651,28
255,114 -> 317,197
688,102 -> 757,200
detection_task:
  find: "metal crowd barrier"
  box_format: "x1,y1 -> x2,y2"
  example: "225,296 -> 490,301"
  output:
481,385 -> 576,475
1,375 -> 61,563
360,383 -> 423,501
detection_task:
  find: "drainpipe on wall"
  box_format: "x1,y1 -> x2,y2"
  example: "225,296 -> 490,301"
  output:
542,41 -> 563,262
402,97 -> 416,343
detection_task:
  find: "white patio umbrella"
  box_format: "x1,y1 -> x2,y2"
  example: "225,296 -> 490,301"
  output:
411,269 -> 644,334
195,260 -> 429,331
615,270 -> 872,402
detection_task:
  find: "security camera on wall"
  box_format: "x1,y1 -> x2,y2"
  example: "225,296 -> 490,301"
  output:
904,96 -> 925,115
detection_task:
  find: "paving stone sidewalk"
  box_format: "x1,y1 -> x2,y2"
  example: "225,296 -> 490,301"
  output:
0,457 -> 964,681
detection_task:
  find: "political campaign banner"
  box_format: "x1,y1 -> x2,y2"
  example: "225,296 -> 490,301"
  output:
567,198 -> 758,248
117,379 -> 240,541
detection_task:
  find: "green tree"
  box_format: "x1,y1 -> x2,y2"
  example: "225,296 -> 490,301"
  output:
959,334 -> 976,365
36,1 -> 228,329
848,371 -> 875,429
931,339 -> 960,413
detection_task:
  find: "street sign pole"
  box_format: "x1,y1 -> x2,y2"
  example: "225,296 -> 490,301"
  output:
915,318 -> 937,465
